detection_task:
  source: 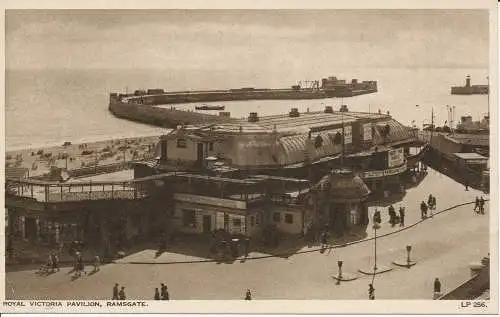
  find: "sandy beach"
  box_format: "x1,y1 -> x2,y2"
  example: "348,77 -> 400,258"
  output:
5,136 -> 161,178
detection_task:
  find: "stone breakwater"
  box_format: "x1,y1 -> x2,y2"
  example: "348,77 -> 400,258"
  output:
109,100 -> 234,128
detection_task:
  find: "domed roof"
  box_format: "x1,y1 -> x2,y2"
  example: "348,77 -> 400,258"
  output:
313,169 -> 371,201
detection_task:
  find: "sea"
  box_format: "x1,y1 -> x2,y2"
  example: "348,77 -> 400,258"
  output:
6,67 -> 489,151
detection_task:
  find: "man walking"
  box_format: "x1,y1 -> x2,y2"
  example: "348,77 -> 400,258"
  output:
479,197 -> 485,214
112,283 -> 119,300
154,288 -> 160,300
245,289 -> 252,300
368,284 -> 375,300
420,201 -> 428,219
433,278 -> 442,299
161,286 -> 170,300
119,286 -> 126,300
474,197 -> 480,212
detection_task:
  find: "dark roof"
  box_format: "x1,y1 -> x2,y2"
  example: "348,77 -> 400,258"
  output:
446,134 -> 489,147
313,169 -> 370,200
453,153 -> 488,161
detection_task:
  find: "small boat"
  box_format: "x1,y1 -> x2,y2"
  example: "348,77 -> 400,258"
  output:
195,105 -> 225,111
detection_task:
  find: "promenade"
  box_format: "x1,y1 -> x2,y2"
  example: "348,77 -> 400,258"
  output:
5,168 -> 490,300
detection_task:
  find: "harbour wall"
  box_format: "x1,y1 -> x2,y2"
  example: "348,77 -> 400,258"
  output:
109,100 -> 234,128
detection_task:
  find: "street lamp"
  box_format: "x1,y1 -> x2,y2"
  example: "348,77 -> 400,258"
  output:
392,244 -> 417,268
406,245 -> 412,266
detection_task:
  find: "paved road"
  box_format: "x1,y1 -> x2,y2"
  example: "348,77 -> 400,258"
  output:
6,168 -> 490,300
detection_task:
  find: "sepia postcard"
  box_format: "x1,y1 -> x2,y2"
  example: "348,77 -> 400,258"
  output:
1,0 -> 498,314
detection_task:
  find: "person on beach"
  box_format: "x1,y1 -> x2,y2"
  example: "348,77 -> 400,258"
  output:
119,286 -> 126,300
154,288 -> 160,300
112,283 -> 119,300
474,197 -> 480,212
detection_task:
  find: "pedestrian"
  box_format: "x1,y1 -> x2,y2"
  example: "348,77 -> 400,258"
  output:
420,201 -> 428,219
321,231 -> 328,249
474,197 -> 480,212
160,283 -> 165,298
93,255 -> 101,272
388,205 -> 396,225
52,253 -> 60,272
465,181 -> 469,191
46,254 -> 53,273
433,278 -> 441,299
245,289 -> 252,300
427,194 -> 433,210
161,286 -> 170,300
119,286 -> 126,300
432,196 -> 437,211
244,237 -> 250,257
112,283 -> 119,300
154,288 -> 160,300
399,207 -> 405,227
479,197 -> 485,214
373,209 -> 381,229
368,284 -> 375,300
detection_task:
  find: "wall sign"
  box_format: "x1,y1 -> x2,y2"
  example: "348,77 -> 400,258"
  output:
363,164 -> 407,179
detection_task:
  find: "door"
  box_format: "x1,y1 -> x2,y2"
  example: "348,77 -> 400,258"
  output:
197,143 -> 204,166
202,215 -> 212,233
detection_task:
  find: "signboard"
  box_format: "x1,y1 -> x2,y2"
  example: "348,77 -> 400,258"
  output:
388,148 -> 405,168
463,159 -> 488,165
344,125 -> 352,145
363,164 -> 407,179
174,193 -> 247,210
363,124 -> 372,141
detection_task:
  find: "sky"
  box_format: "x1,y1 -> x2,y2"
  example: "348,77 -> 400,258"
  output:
6,9 -> 490,70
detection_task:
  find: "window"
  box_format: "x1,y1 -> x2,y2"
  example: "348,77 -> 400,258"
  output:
273,212 -> 281,222
255,214 -> 260,225
182,209 -> 196,228
208,142 -> 214,151
250,216 -> 255,226
224,214 -> 229,229
285,213 -> 294,224
177,139 -> 187,148
233,218 -> 242,227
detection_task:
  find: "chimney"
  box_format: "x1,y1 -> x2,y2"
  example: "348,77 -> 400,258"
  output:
466,75 -> 471,87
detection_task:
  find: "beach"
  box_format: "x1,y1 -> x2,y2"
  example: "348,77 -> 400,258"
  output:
5,136 -> 161,178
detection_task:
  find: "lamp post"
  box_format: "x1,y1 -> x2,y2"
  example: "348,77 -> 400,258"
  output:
406,245 -> 412,266
393,244 -> 417,268
359,212 -> 392,275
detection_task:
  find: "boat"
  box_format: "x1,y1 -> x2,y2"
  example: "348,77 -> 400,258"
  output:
195,105 -> 225,111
